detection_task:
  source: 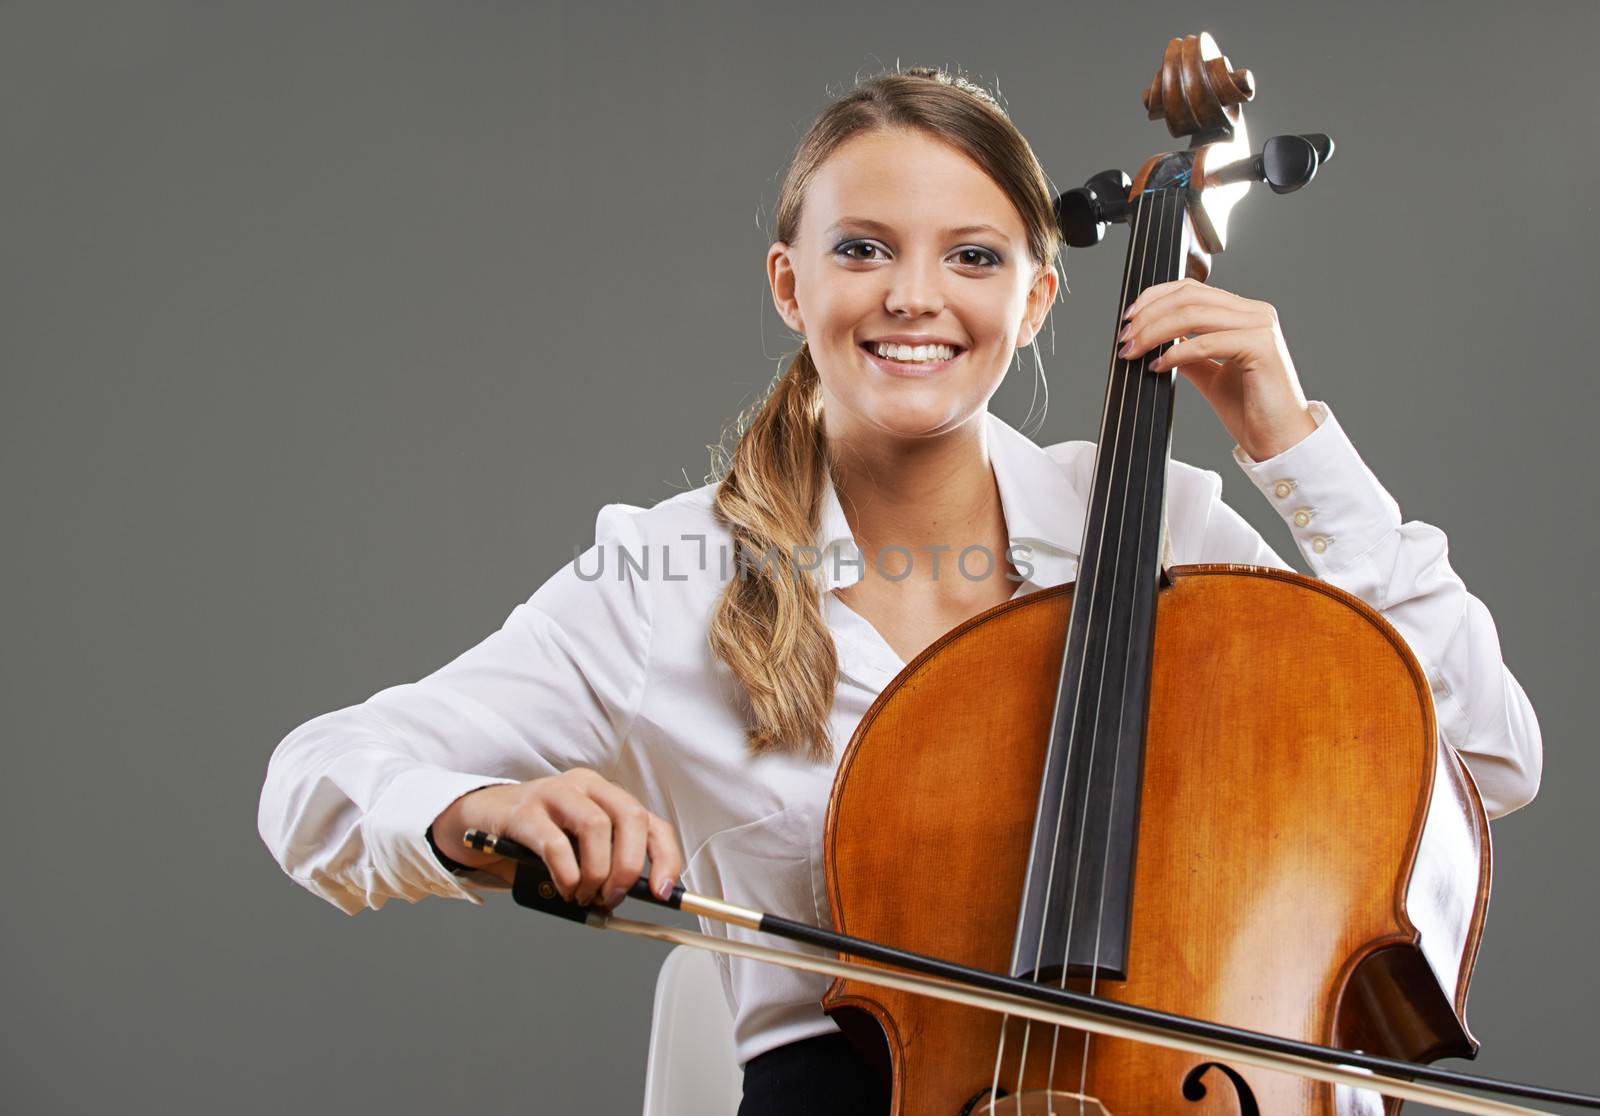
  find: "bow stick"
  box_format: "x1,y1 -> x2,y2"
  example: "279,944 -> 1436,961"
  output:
464,829 -> 1600,1115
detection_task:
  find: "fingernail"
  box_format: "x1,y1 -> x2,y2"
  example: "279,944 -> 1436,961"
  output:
1116,323 -> 1131,342
1122,304 -> 1137,320
656,877 -> 675,900
1118,340 -> 1135,358
604,887 -> 626,908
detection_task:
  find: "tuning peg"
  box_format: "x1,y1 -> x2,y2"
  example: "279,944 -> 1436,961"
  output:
1261,132 -> 1335,193
1055,169 -> 1132,248
1213,133 -> 1336,194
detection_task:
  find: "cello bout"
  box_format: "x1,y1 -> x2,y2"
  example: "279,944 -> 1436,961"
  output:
823,568 -> 1490,1114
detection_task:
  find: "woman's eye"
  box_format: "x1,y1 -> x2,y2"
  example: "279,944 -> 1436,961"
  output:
833,241 -> 1001,268
836,241 -> 885,261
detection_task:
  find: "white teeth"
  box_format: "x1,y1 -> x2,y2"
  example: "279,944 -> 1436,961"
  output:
869,341 -> 959,363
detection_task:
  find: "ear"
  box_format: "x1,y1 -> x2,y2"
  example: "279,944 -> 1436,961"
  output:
1016,263 -> 1059,347
767,241 -> 806,335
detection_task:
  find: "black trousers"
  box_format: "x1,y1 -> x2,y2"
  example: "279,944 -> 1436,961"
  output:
738,1032 -> 890,1116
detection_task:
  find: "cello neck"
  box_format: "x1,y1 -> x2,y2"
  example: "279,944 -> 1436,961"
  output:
1079,182 -> 1191,595
1010,182 -> 1191,983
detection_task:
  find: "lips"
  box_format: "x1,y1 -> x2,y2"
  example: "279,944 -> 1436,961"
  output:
859,342 -> 964,377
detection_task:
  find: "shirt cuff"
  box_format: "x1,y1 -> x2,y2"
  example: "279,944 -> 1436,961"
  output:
1231,401 -> 1402,577
362,767 -> 520,906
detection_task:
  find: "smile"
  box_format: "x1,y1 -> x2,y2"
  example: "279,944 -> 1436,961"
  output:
859,342 -> 965,377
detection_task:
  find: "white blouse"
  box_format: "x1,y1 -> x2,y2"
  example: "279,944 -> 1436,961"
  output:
255,402 -> 1542,1067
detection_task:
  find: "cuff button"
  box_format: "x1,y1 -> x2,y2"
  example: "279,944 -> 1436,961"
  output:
1293,509 -> 1314,527
1311,535 -> 1331,554
1273,480 -> 1294,499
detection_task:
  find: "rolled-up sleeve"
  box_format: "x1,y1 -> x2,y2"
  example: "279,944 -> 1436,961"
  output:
257,502 -> 655,913
1187,402 -> 1542,819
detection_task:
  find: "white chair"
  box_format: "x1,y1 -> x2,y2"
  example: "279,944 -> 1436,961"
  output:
642,945 -> 744,1115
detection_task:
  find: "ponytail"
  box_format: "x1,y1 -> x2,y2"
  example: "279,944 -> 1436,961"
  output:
709,344 -> 838,760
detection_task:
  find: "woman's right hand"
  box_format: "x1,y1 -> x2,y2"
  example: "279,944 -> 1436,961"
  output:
430,769 -> 684,908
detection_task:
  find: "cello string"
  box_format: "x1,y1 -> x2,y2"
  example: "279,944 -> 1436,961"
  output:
1049,186 -> 1176,1109
1068,184 -> 1183,1108
1008,185 -> 1154,1113
992,178 -> 1145,1100
1062,185 -> 1172,1114
1038,186 -> 1159,1113
1056,184 -> 1167,1110
988,1009 -> 1007,1115
1025,185 -> 1164,1112
989,189 -> 1150,1116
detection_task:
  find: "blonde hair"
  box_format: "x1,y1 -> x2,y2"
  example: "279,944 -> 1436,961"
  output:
709,67 -> 1063,760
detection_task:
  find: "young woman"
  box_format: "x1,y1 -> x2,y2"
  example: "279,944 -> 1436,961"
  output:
256,68 -> 1542,1115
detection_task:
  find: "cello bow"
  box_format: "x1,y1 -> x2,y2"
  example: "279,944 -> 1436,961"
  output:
467,829 -> 1600,1115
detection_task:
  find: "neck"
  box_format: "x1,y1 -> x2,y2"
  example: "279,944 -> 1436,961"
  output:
824,410 -> 1007,584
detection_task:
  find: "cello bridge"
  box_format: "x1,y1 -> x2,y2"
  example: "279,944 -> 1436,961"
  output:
974,1090 -> 1113,1115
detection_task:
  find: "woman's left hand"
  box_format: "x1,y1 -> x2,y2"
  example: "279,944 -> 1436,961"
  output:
1117,278 -> 1317,461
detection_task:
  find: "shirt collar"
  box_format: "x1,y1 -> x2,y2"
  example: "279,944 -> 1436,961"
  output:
814,410 -> 1083,593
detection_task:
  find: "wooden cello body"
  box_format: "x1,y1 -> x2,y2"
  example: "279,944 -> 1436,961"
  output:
819,34 -> 1492,1116
823,568 -> 1490,1113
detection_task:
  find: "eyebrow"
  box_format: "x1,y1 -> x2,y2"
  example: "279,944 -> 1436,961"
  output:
825,217 -> 1009,239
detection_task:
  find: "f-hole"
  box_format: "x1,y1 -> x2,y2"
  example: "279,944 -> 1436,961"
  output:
1181,1062 -> 1261,1115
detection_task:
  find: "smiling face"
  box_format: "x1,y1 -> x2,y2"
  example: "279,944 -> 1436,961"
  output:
768,127 -> 1057,447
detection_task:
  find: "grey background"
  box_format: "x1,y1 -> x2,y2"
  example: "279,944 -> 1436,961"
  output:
4,1 -> 1595,1113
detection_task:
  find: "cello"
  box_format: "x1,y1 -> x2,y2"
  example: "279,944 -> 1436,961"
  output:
823,31 -> 1485,1114
471,32 -> 1599,1115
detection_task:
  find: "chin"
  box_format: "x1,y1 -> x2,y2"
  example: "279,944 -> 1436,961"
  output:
822,359 -> 1000,442
855,394 -> 980,440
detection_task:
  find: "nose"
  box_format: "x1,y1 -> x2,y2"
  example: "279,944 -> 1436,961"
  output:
884,254 -> 945,319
